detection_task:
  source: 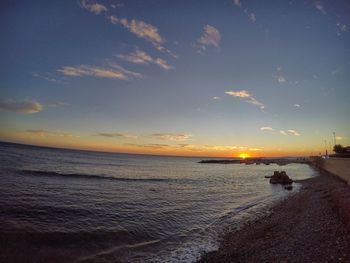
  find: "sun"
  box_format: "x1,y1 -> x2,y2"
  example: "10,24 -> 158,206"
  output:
238,153 -> 250,159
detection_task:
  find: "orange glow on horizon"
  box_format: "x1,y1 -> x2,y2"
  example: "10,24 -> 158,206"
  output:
0,130 -> 322,158
238,153 -> 251,159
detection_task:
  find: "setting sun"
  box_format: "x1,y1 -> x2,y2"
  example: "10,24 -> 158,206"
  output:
238,153 -> 251,159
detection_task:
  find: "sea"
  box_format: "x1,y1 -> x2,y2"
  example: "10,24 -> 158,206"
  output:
0,142 -> 318,262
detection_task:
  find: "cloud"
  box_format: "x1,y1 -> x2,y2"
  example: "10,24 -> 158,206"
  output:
246,97 -> 265,109
225,90 -> 250,98
197,25 -> 221,50
293,104 -> 301,108
249,148 -> 262,151
280,130 -> 288,136
225,90 -> 265,109
110,3 -> 124,8
233,0 -> 242,7
109,16 -> 175,57
249,13 -> 256,23
57,64 -> 142,80
109,16 -> 164,44
32,73 -> 57,82
287,129 -> 301,136
46,102 -> 68,108
336,136 -> 346,140
151,133 -> 192,141
274,75 -> 286,83
234,1 -> 257,24
280,129 -> 301,136
337,23 -> 347,32
26,129 -> 79,138
80,0 -> 107,14
314,1 -> 326,14
336,23 -> 348,36
212,96 -> 221,100
0,99 -> 43,114
95,132 -> 138,139
117,49 -> 173,70
260,127 -> 274,131
125,143 -> 169,149
178,144 -> 262,152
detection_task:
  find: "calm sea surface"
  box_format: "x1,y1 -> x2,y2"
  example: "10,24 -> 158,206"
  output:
0,142 -> 318,262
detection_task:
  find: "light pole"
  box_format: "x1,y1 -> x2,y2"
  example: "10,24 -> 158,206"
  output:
324,140 -> 328,157
333,132 -> 336,146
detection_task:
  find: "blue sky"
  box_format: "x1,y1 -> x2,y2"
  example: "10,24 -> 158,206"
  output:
0,0 -> 349,157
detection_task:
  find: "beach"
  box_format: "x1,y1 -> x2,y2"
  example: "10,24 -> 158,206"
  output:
198,171 -> 350,262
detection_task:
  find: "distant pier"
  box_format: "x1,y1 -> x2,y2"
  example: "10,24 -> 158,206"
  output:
199,157 -> 308,166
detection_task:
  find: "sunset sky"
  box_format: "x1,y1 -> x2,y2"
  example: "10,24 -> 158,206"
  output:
1,0 -> 349,157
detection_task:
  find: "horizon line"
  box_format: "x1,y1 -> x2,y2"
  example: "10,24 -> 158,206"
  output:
0,140 -> 311,159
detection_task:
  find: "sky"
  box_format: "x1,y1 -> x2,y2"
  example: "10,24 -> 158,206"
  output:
0,0 -> 349,157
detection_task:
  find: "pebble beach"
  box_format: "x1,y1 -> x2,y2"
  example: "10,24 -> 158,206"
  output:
198,171 -> 350,263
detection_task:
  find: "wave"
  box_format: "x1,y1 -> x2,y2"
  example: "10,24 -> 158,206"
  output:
1,229 -> 131,246
19,169 -> 171,183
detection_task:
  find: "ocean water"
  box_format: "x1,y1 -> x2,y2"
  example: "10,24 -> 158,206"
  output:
0,142 -> 318,262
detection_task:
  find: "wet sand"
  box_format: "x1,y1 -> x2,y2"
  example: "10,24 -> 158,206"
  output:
198,171 -> 350,263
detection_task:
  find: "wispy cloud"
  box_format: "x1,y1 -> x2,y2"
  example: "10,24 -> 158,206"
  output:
57,64 -> 142,80
95,132 -> 138,139
225,90 -> 265,110
314,1 -> 326,14
280,129 -> 301,136
280,130 -> 288,136
274,75 -> 286,83
109,16 -> 164,45
80,0 -> 107,14
151,133 -> 192,141
336,136 -> 346,140
212,96 -> 221,100
32,73 -> 57,83
234,1 -> 257,23
125,143 -> 169,149
260,127 -> 274,131
197,25 -> 221,50
249,148 -> 262,151
225,90 -> 250,98
287,129 -> 301,136
178,144 -> 262,152
233,0 -> 242,7
109,16 -> 175,57
110,3 -> 124,9
46,102 -> 68,108
117,49 -> 173,70
26,129 -> 79,138
0,99 -> 43,114
249,13 -> 256,23
336,22 -> 348,36
273,67 -> 287,83
293,104 -> 301,108
337,23 -> 347,32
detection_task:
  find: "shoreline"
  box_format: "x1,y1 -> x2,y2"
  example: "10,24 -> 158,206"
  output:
197,171 -> 350,262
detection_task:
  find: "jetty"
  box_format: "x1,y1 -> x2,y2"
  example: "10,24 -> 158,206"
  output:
199,157 -> 308,166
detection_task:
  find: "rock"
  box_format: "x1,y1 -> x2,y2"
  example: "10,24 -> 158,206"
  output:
269,171 -> 293,185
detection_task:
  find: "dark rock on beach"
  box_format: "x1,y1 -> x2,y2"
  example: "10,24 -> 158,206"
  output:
269,171 -> 293,185
284,185 -> 293,190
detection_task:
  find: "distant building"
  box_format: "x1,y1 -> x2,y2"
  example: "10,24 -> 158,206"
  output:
345,146 -> 350,153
